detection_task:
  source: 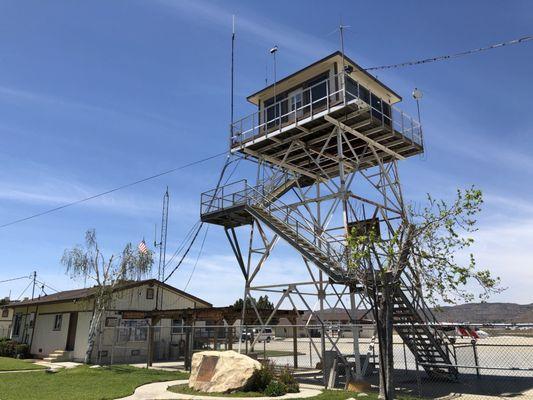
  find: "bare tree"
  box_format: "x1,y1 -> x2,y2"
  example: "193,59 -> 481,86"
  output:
61,229 -> 154,363
348,187 -> 502,399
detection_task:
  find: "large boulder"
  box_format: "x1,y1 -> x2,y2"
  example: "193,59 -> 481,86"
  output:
189,350 -> 261,393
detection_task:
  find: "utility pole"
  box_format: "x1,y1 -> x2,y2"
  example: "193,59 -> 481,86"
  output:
31,271 -> 37,300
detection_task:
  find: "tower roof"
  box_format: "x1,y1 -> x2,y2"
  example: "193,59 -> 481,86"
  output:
247,51 -> 402,105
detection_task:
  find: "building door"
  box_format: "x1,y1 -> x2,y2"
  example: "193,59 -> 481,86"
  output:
66,312 -> 78,351
288,88 -> 303,121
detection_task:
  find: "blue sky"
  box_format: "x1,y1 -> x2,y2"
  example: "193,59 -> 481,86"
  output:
0,0 -> 532,305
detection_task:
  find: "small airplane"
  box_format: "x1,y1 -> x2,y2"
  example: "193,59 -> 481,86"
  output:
436,323 -> 490,340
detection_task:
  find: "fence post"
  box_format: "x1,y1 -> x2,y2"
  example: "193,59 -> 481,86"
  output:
309,338 -> 312,368
403,342 -> 408,372
293,325 -> 298,369
227,326 -> 234,351
472,339 -> 481,378
184,328 -> 191,371
147,324 -> 154,368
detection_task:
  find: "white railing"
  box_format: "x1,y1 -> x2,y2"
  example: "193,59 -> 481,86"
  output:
230,72 -> 423,149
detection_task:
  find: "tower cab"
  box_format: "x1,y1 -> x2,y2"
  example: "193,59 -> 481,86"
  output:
230,51 -> 423,175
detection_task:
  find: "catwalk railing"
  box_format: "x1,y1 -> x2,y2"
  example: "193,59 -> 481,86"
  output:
97,323 -> 533,398
200,179 -> 349,278
229,72 -> 423,149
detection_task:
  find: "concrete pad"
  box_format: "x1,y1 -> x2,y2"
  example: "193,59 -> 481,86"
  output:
34,361 -> 81,370
115,380 -> 323,400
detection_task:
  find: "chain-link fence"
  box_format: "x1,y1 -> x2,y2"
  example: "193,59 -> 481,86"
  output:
96,322 -> 533,398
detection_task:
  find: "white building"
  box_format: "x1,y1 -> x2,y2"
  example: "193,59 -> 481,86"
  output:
8,279 -> 211,363
1,298 -> 15,338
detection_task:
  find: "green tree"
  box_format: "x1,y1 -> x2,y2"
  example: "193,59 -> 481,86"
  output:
61,229 -> 154,363
232,295 -> 275,311
348,187 -> 501,399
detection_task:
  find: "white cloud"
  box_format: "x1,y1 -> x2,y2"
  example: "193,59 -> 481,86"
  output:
0,84 -> 183,132
0,170 -> 197,220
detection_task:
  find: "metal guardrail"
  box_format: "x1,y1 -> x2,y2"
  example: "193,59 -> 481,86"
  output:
229,72 -> 423,149
201,179 -> 348,273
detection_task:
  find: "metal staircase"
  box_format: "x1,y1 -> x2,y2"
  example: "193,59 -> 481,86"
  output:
201,176 -> 457,379
367,271 -> 458,379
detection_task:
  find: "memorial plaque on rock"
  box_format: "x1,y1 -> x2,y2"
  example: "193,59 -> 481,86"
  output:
196,355 -> 219,382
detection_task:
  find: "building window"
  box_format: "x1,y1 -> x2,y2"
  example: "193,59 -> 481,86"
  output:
1,308 -> 8,318
105,317 -> 117,327
98,350 -> 108,358
12,314 -> 21,336
146,288 -> 154,300
53,314 -> 62,331
131,349 -> 140,356
171,319 -> 184,334
118,320 -> 148,342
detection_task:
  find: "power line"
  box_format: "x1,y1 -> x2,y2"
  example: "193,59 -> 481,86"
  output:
16,280 -> 33,300
365,34 -> 533,71
184,224 -> 209,291
0,150 -> 228,229
164,220 -> 201,268
163,222 -> 204,282
35,279 -> 60,293
0,276 -> 30,284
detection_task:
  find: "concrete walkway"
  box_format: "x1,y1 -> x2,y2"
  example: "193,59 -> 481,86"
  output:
116,380 -> 323,400
0,360 -> 81,374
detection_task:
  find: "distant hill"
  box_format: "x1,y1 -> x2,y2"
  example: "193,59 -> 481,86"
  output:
301,303 -> 533,324
432,303 -> 533,323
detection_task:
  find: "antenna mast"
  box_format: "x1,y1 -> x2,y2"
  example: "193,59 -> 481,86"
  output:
157,188 -> 170,281
231,15 -> 236,135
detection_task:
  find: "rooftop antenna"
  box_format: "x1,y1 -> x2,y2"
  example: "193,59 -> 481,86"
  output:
412,88 -> 426,160
339,18 -> 346,73
265,55 -> 268,87
231,15 -> 236,134
31,271 -> 36,300
412,88 -> 423,123
270,45 -> 278,99
156,188 -> 170,282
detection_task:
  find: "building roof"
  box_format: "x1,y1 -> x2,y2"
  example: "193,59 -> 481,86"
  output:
246,51 -> 402,105
9,279 -> 211,308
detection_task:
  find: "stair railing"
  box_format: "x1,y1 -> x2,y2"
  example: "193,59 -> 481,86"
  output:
245,183 -> 349,273
398,268 -> 457,360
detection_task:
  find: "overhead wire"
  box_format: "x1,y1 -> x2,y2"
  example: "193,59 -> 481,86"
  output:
163,151 -> 236,283
183,224 -> 209,291
0,276 -> 30,284
16,280 -> 33,300
164,220 -> 201,268
163,223 -> 204,282
0,150 -> 228,229
365,34 -> 533,71
35,279 -> 60,293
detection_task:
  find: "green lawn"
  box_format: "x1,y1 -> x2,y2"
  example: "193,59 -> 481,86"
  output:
0,365 -> 188,400
0,357 -> 45,371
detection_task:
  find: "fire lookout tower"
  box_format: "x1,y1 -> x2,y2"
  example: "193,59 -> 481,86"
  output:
201,51 -> 457,381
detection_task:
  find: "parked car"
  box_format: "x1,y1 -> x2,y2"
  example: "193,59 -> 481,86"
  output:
240,328 -> 275,343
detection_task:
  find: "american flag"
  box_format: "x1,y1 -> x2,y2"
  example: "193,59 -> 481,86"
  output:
138,240 -> 148,254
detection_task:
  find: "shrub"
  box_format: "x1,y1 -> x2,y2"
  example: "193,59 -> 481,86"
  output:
245,363 -> 275,392
14,343 -> 30,358
278,367 -> 299,393
264,380 -> 287,397
0,339 -> 16,357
